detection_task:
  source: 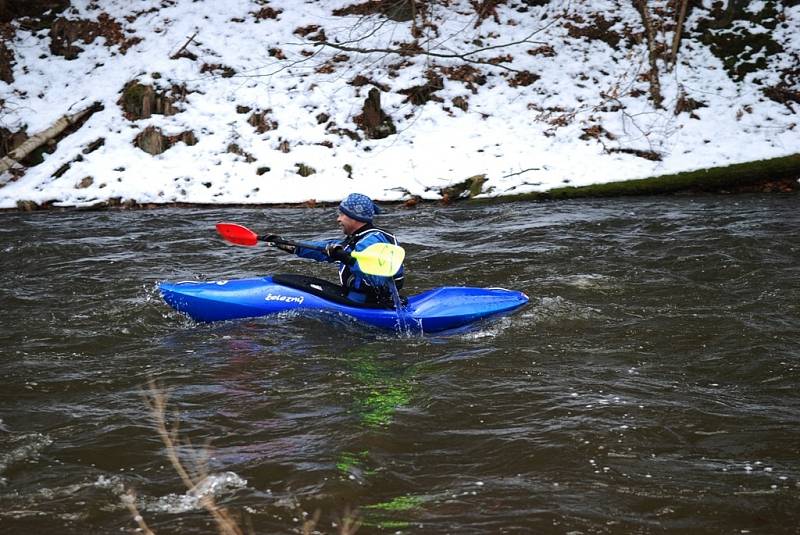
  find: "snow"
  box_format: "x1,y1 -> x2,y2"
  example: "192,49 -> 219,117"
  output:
0,0 -> 798,209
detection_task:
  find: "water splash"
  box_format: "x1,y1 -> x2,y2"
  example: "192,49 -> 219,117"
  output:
141,471 -> 248,514
389,280 -> 413,336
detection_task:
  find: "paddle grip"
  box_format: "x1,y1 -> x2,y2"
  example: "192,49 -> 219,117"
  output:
260,235 -> 306,248
327,246 -> 355,266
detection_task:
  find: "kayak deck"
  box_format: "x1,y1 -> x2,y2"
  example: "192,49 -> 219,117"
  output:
160,275 -> 528,333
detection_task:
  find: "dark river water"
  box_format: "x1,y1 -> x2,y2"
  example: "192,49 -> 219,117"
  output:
1,195 -> 799,534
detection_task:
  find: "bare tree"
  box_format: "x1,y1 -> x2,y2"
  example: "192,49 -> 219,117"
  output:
633,0 -> 663,108
669,0 -> 689,67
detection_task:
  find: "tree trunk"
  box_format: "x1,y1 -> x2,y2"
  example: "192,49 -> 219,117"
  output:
634,0 -> 664,109
669,0 -> 689,68
359,88 -> 396,139
0,102 -> 102,181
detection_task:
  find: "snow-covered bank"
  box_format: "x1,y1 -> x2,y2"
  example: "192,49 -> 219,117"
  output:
1,0 -> 799,209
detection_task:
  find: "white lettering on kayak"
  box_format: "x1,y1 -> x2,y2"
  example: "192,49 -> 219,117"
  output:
264,293 -> 304,305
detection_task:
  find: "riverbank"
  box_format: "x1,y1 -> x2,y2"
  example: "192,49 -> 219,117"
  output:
2,0 -> 799,210
507,152 -> 800,201
9,153 -> 798,212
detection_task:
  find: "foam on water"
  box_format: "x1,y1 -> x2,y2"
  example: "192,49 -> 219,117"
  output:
140,472 -> 248,514
0,433 -> 53,483
558,273 -> 618,290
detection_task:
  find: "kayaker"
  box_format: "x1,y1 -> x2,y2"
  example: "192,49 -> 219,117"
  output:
266,193 -> 405,306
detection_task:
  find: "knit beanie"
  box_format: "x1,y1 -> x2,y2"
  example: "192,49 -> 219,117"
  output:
338,193 -> 381,223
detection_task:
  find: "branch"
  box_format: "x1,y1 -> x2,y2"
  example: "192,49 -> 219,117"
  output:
121,491 -> 156,535
314,28 -> 551,73
170,31 -> 198,60
503,167 -> 541,178
141,380 -> 243,535
143,380 -> 197,491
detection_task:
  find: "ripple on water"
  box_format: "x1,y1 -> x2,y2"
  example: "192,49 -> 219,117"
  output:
523,295 -> 603,323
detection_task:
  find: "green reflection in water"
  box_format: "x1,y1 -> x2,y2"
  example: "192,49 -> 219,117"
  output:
335,450 -> 376,479
361,494 -> 426,530
364,495 -> 423,512
348,349 -> 413,429
366,519 -> 411,530
359,384 -> 411,427
336,451 -> 363,474
334,345 -> 424,528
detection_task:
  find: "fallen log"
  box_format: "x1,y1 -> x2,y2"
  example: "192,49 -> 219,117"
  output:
0,101 -> 102,183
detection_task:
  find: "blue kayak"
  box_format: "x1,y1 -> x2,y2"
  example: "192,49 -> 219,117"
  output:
160,274 -> 528,333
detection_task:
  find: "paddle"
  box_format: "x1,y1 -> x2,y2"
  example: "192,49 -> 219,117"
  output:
215,222 -> 405,277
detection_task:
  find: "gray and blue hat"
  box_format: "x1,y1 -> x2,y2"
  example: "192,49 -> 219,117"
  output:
338,193 -> 381,223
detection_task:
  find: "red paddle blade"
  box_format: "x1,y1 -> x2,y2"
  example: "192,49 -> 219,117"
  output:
216,222 -> 258,246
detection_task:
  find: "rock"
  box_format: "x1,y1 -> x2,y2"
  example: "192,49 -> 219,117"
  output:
441,174 -> 487,202
295,163 -> 316,177
119,81 -> 181,120
134,126 -> 196,155
135,126 -> 164,155
452,96 -> 469,111
16,199 -> 39,211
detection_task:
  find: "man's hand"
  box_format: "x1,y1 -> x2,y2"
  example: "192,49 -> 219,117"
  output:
325,244 -> 353,264
262,234 -> 295,254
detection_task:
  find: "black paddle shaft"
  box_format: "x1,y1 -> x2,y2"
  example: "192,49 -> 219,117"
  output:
259,235 -> 354,265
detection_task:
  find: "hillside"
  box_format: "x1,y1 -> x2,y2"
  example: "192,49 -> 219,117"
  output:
0,0 -> 799,209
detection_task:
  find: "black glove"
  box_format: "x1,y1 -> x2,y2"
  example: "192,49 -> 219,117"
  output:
325,244 -> 354,265
262,234 -> 282,243
262,234 -> 295,254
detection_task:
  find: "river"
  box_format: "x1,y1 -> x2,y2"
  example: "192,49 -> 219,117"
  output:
1,195 -> 799,534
